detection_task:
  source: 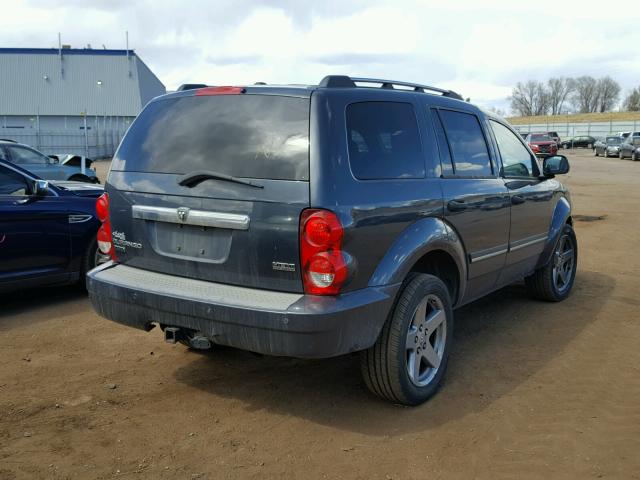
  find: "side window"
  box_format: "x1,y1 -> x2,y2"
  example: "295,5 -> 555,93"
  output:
438,110 -> 493,176
7,146 -> 49,165
346,102 -> 424,180
430,109 -> 454,176
0,166 -> 29,196
490,120 -> 536,177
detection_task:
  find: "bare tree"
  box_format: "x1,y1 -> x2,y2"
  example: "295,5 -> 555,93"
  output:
623,87 -> 640,111
571,76 -> 599,113
595,76 -> 621,112
547,77 -> 574,115
509,80 -> 549,116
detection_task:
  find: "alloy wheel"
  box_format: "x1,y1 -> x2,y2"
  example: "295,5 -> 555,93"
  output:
552,234 -> 575,294
405,294 -> 447,387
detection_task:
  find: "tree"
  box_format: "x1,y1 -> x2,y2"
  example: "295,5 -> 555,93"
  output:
623,87 -> 640,111
547,77 -> 574,115
595,76 -> 621,112
509,80 -> 549,116
571,76 -> 599,113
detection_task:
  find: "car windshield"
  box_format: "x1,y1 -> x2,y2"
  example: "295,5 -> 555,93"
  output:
606,137 -> 621,144
529,134 -> 551,142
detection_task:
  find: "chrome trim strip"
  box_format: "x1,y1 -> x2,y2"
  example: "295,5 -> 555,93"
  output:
68,214 -> 93,224
132,205 -> 249,230
470,248 -> 509,263
509,233 -> 548,252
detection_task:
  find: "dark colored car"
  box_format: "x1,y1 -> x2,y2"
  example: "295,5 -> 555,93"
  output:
560,136 -> 596,149
87,76 -> 576,405
525,133 -> 558,157
594,136 -> 623,157
546,131 -> 561,145
0,159 -> 106,292
618,135 -> 640,160
0,140 -> 99,183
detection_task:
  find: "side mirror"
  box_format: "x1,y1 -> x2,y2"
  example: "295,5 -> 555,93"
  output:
34,179 -> 49,196
543,155 -> 570,176
48,155 -> 60,163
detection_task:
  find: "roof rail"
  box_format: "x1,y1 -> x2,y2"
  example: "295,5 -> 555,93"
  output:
318,75 -> 464,101
0,138 -> 18,143
177,84 -> 208,91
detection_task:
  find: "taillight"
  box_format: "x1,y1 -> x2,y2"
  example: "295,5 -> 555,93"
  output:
300,209 -> 347,295
96,193 -> 117,261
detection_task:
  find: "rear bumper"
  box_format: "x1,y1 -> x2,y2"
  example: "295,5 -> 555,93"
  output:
87,263 -> 400,359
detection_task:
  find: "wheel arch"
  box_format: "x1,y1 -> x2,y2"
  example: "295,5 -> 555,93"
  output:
537,195 -> 572,269
368,217 -> 467,306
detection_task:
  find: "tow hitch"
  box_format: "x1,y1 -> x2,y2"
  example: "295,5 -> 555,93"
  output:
164,327 -> 212,350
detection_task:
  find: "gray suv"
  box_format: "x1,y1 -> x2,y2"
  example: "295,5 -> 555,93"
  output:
88,76 -> 577,405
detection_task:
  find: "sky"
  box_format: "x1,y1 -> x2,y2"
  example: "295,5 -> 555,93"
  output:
2,0 -> 640,113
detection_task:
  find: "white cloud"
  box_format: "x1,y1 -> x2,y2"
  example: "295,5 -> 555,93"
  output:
4,0 -> 640,112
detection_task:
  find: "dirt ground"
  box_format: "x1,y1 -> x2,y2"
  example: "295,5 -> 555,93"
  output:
1,150 -> 639,480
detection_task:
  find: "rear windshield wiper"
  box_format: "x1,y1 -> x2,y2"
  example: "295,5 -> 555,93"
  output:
178,170 -> 263,189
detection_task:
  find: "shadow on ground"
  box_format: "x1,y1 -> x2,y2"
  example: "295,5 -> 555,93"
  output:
174,270 -> 613,435
0,286 -> 88,330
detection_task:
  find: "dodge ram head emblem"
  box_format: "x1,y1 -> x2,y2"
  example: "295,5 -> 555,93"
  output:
177,207 -> 190,222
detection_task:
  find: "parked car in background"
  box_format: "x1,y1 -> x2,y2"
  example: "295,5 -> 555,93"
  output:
87,76 -> 577,406
0,159 -> 107,292
525,133 -> 558,157
594,136 -> 623,157
618,135 -> 640,160
616,132 -> 631,139
546,131 -> 561,145
49,154 -> 95,170
559,136 -> 596,149
0,140 -> 99,183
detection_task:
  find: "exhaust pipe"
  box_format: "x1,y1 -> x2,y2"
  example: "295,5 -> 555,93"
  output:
189,336 -> 212,350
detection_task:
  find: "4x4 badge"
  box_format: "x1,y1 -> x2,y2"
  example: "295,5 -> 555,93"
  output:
177,207 -> 190,222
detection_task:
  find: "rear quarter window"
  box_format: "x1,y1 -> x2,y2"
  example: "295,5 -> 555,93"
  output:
346,102 -> 425,180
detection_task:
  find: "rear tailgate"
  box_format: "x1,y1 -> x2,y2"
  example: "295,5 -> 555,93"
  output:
106,91 -> 310,293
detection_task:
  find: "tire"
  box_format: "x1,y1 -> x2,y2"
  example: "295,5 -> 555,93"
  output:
633,152 -> 638,161
68,174 -> 94,183
525,224 -> 577,302
80,238 -> 98,290
594,148 -> 599,156
619,151 -> 624,159
360,274 -> 454,406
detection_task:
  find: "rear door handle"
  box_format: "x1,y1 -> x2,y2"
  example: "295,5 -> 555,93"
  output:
511,195 -> 526,205
447,200 -> 467,212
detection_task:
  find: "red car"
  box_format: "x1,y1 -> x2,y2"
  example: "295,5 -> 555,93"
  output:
525,133 -> 558,157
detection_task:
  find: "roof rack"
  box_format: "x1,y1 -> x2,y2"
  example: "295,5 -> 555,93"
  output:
318,75 -> 464,101
0,138 -> 18,143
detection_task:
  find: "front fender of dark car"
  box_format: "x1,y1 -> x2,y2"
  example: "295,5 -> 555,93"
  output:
536,194 -> 571,269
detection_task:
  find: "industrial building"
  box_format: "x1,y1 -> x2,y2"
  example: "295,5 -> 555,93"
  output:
0,47 -> 166,157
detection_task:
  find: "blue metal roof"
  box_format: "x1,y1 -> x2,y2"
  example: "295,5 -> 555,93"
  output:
0,48 -> 135,56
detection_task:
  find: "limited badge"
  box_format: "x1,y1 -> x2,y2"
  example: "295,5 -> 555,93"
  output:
272,261 -> 296,272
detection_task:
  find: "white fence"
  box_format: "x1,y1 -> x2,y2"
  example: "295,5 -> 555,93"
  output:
511,120 -> 640,139
0,116 -> 131,158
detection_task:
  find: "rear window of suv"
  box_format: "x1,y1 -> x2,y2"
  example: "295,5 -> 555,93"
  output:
111,95 -> 310,181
